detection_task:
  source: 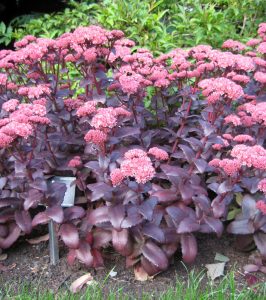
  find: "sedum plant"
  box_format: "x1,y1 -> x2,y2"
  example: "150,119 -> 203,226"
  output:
0,22 -> 265,276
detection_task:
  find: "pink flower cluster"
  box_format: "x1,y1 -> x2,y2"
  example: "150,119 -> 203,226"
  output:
148,147 -> 169,160
84,129 -> 107,149
0,73 -> 7,85
64,98 -> 84,112
256,200 -> 266,215
231,144 -> 266,169
68,156 -> 82,168
258,179 -> 266,195
76,101 -> 97,117
198,78 -> 244,104
222,39 -> 246,52
18,84 -> 51,99
209,158 -> 241,176
254,72 -> 266,84
110,149 -> 155,185
0,101 -> 49,148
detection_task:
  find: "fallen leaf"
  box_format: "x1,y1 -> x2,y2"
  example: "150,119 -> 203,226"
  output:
0,263 -> 16,272
134,265 -> 152,281
245,273 -> 259,286
70,273 -> 93,293
214,253 -> 229,262
206,262 -> 225,280
0,254 -> 7,261
244,264 -> 259,273
26,233 -> 49,245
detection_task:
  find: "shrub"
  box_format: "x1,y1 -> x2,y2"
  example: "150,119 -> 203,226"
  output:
0,23 -> 265,276
8,0 -> 266,52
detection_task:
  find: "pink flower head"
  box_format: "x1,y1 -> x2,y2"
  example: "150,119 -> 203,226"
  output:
231,144 -> 266,169
83,48 -> 97,63
231,75 -> 250,84
209,158 -> 221,168
1,121 -> 33,138
110,168 -> 125,186
2,99 -> 19,112
91,108 -> 117,129
28,116 -> 50,125
198,78 -> 244,104
218,159 -> 241,176
64,98 -> 84,112
246,39 -> 261,47
68,156 -> 82,168
258,179 -> 266,195
254,72 -> 266,84
233,135 -> 254,143
222,133 -> 233,140
258,23 -> 266,40
222,39 -> 246,52
148,147 -> 169,161
114,107 -> 131,118
224,114 -> 242,126
256,200 -> 266,215
0,132 -> 14,148
84,129 -> 107,148
0,73 -> 7,86
257,42 -> 266,54
120,149 -> 155,184
76,101 -> 96,117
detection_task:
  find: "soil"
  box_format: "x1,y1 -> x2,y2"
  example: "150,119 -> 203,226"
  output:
0,231 -> 265,298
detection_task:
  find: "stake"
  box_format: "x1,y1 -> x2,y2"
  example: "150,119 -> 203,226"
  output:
48,219 -> 59,265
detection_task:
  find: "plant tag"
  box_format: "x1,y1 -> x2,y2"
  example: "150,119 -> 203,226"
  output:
51,176 -> 76,207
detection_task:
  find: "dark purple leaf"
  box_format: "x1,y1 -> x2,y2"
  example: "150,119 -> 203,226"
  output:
24,189 -> 43,210
166,206 -> 187,227
0,225 -> 8,238
227,219 -> 255,234
112,228 -> 133,256
254,232 -> 266,257
142,241 -> 168,270
162,243 -> 179,258
121,212 -> 143,228
64,206 -> 85,221
114,127 -> 140,138
241,195 -> 257,218
152,190 -> 177,203
138,197 -> 157,221
181,233 -> 197,263
87,206 -> 109,225
60,223 -> 79,249
0,198 -> 20,208
143,223 -> 165,243
194,159 -> 208,173
141,257 -> 161,276
0,223 -> 21,249
14,210 -> 32,234
75,241 -> 93,266
193,195 -> 211,212
178,144 -> 195,163
46,206 -> 64,223
93,229 -> 112,248
32,212 -> 49,227
0,177 -> 7,189
217,181 -> 232,194
109,205 -> 125,230
204,216 -> 223,237
160,164 -> 188,178
177,217 -> 200,233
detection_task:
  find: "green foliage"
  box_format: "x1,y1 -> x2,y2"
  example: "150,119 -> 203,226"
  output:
2,0 -> 266,52
0,22 -> 13,46
13,1 -> 99,41
95,0 -> 175,54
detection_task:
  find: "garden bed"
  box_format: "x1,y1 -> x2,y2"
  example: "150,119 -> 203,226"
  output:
0,233 -> 264,297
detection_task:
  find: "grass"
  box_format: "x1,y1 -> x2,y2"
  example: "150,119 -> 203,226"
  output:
0,270 -> 265,300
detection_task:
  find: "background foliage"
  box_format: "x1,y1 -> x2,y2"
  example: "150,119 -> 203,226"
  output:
1,0 -> 266,52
